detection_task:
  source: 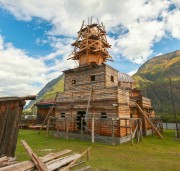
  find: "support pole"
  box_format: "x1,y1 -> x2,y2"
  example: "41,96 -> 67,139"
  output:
112,118 -> 115,146
46,117 -> 51,137
139,118 -> 143,141
66,118 -> 69,140
91,117 -> 94,143
136,103 -> 164,139
81,117 -> 83,135
169,77 -> 179,139
130,119 -> 134,145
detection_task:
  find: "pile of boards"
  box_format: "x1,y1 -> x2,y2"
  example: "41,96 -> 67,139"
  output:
0,140 -> 91,171
0,157 -> 17,168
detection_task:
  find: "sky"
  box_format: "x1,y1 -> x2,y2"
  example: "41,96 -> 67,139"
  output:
0,0 -> 180,97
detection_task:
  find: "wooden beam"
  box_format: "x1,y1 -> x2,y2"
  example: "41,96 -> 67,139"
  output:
0,150 -> 71,171
136,103 -> 164,139
21,140 -> 50,171
61,147 -> 91,171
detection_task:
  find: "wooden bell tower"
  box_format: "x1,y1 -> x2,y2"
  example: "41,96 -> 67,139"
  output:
68,19 -> 112,66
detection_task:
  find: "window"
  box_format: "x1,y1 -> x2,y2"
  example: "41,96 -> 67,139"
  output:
101,113 -> 107,119
111,75 -> 114,82
72,80 -> 76,84
91,75 -> 95,81
61,113 -> 65,118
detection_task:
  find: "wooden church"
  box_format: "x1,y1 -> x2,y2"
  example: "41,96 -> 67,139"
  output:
45,20 -> 163,142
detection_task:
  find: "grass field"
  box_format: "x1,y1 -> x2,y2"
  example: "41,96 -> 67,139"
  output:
16,130 -> 180,171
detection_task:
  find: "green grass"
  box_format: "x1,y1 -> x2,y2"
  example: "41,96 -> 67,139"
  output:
16,130 -> 180,171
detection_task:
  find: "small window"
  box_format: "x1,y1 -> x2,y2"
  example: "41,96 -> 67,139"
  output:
72,80 -> 76,84
101,113 -> 107,119
91,75 -> 95,81
111,75 -> 114,82
61,113 -> 65,118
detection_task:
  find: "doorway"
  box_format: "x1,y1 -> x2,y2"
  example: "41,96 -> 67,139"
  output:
76,111 -> 86,130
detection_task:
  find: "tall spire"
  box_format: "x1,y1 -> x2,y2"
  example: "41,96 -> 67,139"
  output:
68,19 -> 112,66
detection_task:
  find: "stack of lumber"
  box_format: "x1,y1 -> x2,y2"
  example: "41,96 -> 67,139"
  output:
0,156 -> 17,168
0,140 -> 91,171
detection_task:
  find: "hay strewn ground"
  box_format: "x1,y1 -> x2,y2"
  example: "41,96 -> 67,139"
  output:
16,130 -> 180,171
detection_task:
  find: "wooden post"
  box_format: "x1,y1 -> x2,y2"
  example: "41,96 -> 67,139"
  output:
119,119 -> 121,144
125,119 -> 127,136
46,117 -> 50,137
139,118 -> 143,141
130,119 -> 134,145
81,117 -> 83,135
91,117 -> 95,143
137,119 -> 141,142
66,118 -> 69,140
112,118 -> 115,146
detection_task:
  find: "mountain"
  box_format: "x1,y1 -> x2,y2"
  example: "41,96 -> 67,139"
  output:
132,50 -> 180,121
25,74 -> 64,109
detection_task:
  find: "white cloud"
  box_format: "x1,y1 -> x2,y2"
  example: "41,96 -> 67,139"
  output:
0,0 -> 180,97
165,10 -> 180,39
0,0 -> 179,65
0,35 -> 73,96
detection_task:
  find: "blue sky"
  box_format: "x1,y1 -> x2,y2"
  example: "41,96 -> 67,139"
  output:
0,0 -> 179,96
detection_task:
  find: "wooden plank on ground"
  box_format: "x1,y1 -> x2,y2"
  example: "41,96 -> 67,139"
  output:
47,154 -> 81,170
21,140 -> 50,171
0,150 -> 72,171
61,147 -> 91,171
41,149 -> 72,163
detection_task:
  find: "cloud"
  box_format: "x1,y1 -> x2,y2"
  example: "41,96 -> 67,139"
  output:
0,35 -> 74,96
0,0 -> 178,64
0,0 -> 179,97
165,10 -> 180,39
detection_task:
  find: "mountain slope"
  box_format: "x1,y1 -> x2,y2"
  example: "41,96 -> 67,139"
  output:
132,50 -> 180,117
25,74 -> 64,109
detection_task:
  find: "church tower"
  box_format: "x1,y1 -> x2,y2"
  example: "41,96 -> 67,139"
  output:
68,20 -> 112,66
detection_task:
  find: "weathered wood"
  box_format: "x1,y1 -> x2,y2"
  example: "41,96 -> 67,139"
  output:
21,140 -> 50,171
61,148 -> 91,171
38,106 -> 54,134
47,154 -> 81,171
136,103 -> 164,139
0,96 -> 35,157
91,117 -> 94,143
111,119 -> 115,146
0,149 -> 72,171
85,86 -> 93,120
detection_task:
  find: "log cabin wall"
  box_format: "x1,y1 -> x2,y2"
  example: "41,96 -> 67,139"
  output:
105,65 -> 118,87
56,86 -> 118,118
64,64 -> 106,91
